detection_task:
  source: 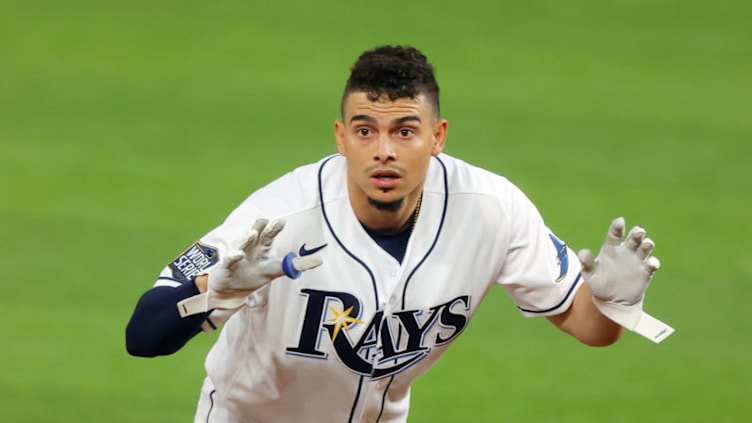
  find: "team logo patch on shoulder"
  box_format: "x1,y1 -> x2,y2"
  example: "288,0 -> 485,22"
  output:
548,233 -> 569,283
170,242 -> 219,283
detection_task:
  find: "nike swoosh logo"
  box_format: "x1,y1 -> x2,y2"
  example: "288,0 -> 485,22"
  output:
299,243 -> 328,256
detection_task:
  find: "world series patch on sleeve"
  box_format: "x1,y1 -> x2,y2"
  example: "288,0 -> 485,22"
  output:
169,242 -> 219,284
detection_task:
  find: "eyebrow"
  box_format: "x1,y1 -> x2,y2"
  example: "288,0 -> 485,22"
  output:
349,115 -> 422,125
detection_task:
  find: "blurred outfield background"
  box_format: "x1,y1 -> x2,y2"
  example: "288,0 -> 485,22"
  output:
1,0 -> 750,421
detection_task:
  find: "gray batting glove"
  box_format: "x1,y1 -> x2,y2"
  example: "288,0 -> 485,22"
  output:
578,217 -> 674,343
177,218 -> 323,317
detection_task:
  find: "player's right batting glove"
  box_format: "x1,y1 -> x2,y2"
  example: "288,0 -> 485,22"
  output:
578,217 -> 674,343
177,218 -> 322,317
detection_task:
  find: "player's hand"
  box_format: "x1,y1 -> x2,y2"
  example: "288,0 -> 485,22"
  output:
177,218 -> 323,317
209,218 -> 322,293
578,217 -> 674,343
579,217 -> 660,307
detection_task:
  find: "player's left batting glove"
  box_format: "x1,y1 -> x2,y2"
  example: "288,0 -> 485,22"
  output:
177,218 -> 323,317
578,217 -> 674,343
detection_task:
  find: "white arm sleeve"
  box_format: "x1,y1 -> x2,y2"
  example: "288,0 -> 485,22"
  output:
496,184 -> 583,317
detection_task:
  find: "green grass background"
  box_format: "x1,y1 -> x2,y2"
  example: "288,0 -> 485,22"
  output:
1,0 -> 750,421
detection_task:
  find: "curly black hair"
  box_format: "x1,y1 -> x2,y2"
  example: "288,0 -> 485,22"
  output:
341,45 -> 440,118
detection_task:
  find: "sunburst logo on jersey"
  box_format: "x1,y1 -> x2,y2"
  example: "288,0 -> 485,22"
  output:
327,305 -> 365,341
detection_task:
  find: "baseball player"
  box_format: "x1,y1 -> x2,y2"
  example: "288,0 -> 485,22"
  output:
126,45 -> 673,422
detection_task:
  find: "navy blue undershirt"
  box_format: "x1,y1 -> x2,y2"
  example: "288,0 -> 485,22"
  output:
361,223 -> 413,263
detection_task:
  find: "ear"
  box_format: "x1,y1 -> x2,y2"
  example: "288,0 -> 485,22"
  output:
334,120 -> 347,155
431,119 -> 448,156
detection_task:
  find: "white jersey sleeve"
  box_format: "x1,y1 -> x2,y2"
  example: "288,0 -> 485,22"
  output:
495,182 -> 583,317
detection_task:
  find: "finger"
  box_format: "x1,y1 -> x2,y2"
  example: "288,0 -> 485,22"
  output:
251,218 -> 269,235
292,255 -> 323,272
238,218 -> 269,251
223,251 -> 246,270
239,228 -> 260,252
604,217 -> 626,247
577,249 -> 595,272
646,256 -> 661,273
282,253 -> 324,279
625,226 -> 646,251
636,237 -> 655,260
259,219 -> 286,248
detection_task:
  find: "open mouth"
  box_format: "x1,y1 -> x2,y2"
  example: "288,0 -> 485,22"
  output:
371,170 -> 401,190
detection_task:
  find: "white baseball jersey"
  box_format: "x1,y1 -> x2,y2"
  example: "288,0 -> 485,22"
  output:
155,153 -> 583,422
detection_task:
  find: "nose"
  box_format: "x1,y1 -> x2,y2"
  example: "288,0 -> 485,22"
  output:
374,134 -> 396,162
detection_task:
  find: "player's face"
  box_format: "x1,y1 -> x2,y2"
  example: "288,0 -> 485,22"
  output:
335,92 -> 447,225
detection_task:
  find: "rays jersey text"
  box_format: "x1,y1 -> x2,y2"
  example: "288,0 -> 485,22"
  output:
286,289 -> 471,379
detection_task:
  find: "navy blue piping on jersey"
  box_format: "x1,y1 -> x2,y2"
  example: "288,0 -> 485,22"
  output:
205,389 -> 216,423
376,156 -> 449,421
400,155 -> 449,309
517,273 -> 583,314
388,156 -> 449,358
347,376 -> 366,423
318,155 -> 379,423
375,376 -> 396,422
318,155 -> 380,309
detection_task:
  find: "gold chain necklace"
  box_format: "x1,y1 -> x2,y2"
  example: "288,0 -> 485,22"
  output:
411,192 -> 423,229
